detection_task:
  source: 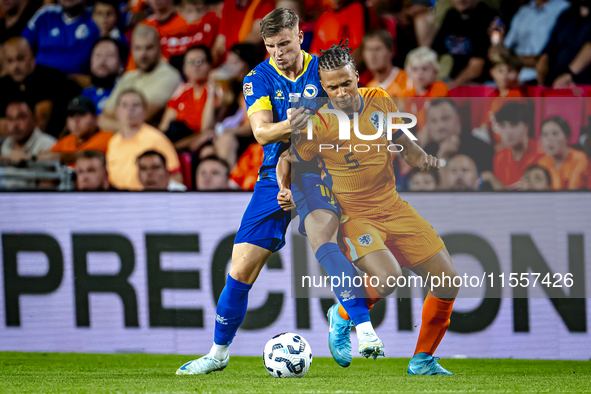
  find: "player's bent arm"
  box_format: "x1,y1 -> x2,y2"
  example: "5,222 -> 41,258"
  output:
249,110 -> 291,146
276,149 -> 296,211
394,133 -> 439,171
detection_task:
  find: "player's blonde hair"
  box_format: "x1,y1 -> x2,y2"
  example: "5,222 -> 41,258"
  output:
405,47 -> 439,72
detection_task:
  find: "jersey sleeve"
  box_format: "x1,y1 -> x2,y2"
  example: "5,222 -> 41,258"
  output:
293,109 -> 331,162
243,70 -> 272,117
22,7 -> 45,52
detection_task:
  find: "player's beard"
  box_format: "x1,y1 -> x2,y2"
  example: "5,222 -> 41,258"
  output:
63,2 -> 86,18
91,72 -> 118,89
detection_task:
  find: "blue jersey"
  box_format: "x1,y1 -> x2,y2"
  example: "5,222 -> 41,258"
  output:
23,5 -> 100,75
243,51 -> 324,179
81,86 -> 115,115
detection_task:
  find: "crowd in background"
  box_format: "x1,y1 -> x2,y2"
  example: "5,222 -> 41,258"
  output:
0,0 -> 591,192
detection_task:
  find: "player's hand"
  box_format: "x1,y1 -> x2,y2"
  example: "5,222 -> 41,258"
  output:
287,107 -> 310,133
277,188 -> 296,211
419,154 -> 440,171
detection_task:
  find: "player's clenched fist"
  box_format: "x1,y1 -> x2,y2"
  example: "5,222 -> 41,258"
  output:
287,107 -> 310,133
277,188 -> 296,211
419,154 -> 440,171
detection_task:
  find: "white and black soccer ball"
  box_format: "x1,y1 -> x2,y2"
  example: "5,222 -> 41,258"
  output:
263,332 -> 313,378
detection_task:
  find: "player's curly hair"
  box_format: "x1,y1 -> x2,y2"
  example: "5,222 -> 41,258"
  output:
318,39 -> 356,73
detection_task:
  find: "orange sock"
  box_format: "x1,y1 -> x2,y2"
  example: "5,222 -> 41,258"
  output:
413,293 -> 455,356
338,275 -> 383,320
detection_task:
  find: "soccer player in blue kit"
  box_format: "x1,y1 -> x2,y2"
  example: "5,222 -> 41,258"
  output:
177,9 -> 379,375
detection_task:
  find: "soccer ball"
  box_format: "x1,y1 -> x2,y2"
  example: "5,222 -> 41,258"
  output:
263,332 -> 313,378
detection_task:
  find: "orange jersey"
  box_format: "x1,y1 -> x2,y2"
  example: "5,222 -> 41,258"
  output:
168,83 -> 209,133
51,131 -> 113,154
295,87 -> 403,215
400,81 -> 449,98
493,138 -> 545,187
220,0 -> 275,50
538,148 -> 591,190
308,2 -> 365,56
366,68 -> 409,98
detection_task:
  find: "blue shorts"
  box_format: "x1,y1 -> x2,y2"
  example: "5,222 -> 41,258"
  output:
292,173 -> 341,237
234,177 -> 291,252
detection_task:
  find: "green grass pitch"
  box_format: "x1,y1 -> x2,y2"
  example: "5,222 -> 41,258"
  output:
0,352 -> 589,393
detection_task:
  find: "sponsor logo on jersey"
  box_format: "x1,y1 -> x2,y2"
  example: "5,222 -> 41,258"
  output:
243,82 -> 253,96
75,24 -> 89,40
303,84 -> 318,98
50,27 -> 60,37
246,70 -> 256,76
275,90 -> 284,99
358,234 -> 373,246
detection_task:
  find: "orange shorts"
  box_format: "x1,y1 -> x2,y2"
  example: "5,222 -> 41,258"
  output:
340,198 -> 445,269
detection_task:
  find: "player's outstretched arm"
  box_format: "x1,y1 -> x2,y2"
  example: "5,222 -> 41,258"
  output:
394,133 -> 440,171
276,149 -> 296,211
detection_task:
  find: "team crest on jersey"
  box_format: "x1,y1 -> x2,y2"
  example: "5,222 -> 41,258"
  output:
75,24 -> 89,40
370,111 -> 387,137
275,90 -> 284,99
303,84 -> 318,98
358,234 -> 373,246
243,82 -> 253,96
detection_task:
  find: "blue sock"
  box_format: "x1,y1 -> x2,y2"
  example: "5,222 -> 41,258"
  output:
214,274 -> 252,346
315,242 -> 370,326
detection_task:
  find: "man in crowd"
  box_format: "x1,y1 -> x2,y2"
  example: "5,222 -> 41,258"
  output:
0,37 -> 80,137
49,96 -> 113,163
22,0 -> 101,75
537,0 -> 591,86
99,25 -> 182,131
493,102 -> 545,188
196,155 -> 230,190
0,0 -> 41,43
75,150 -> 114,191
432,0 -> 498,89
106,88 -> 181,190
445,154 -> 481,191
422,99 -> 494,174
362,30 -> 408,97
82,37 -> 127,115
1,99 -> 56,162
137,150 -> 187,191
502,0 -> 570,83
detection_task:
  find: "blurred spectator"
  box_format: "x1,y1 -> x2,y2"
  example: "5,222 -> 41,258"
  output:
196,154 -> 230,190
160,45 -> 214,147
48,96 -> 113,164
521,164 -> 552,191
502,0 -> 569,83
0,37 -> 80,137
137,150 -> 187,191
0,0 -> 41,44
408,167 -> 439,191
92,0 -> 126,43
423,99 -> 494,174
537,0 -> 591,87
75,150 -> 114,190
0,99 -> 56,162
106,88 -> 181,190
82,37 -> 126,115
401,46 -> 448,97
489,47 -> 524,97
445,153 -> 481,191
276,0 -> 314,52
212,0 -> 274,61
99,25 -> 182,131
432,0 -> 498,89
492,102 -> 545,188
363,30 -> 408,97
309,0 -> 365,57
22,0 -> 100,75
538,116 -> 591,190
